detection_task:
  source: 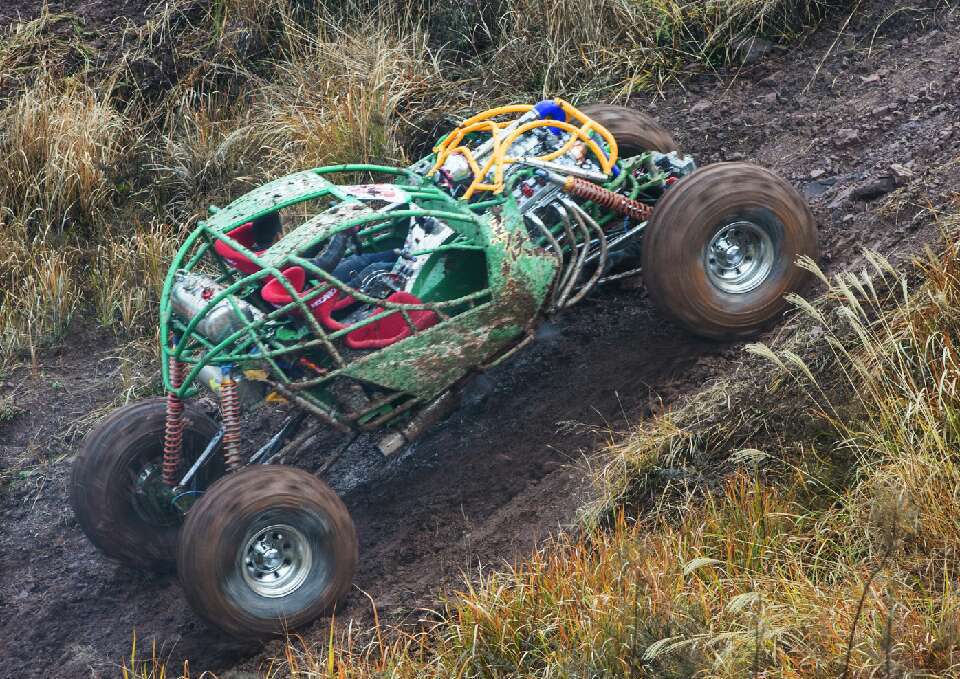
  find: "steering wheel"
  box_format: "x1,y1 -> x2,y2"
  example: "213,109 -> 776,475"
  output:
428,98 -> 619,199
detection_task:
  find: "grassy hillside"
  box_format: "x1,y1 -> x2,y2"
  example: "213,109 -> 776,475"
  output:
0,0 -> 839,358
115,206 -> 960,675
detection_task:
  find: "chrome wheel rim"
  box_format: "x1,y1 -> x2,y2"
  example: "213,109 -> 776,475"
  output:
704,220 -> 775,294
240,524 -> 312,598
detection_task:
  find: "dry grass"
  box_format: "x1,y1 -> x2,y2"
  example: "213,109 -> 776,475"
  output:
253,20 -> 444,169
491,0 -> 837,97
88,222 -> 178,332
0,224 -> 81,354
0,0 -> 842,357
210,218 -> 960,679
0,77 -> 130,233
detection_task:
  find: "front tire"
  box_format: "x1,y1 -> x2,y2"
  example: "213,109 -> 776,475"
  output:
177,466 -> 357,639
641,162 -> 818,340
70,398 -> 223,571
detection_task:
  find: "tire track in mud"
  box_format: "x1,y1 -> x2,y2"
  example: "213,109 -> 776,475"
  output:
2,1 -> 959,676
0,303 -> 715,677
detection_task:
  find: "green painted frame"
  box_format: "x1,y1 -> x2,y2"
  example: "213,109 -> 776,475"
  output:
159,164 -> 564,430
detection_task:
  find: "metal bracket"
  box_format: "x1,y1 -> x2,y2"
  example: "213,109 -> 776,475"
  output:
177,427 -> 224,490
248,411 -> 308,464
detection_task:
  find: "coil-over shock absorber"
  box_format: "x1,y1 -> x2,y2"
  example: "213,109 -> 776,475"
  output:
219,368 -> 244,471
162,353 -> 186,487
560,175 -> 652,222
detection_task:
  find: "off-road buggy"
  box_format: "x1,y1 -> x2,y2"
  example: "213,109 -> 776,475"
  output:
70,100 -> 817,639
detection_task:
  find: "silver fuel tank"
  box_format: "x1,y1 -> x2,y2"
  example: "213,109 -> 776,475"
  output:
170,271 -> 267,404
170,270 -> 264,344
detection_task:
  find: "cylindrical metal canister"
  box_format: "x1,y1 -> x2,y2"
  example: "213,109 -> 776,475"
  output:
170,271 -> 264,344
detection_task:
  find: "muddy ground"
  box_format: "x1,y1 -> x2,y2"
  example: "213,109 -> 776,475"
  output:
1,1 -> 959,676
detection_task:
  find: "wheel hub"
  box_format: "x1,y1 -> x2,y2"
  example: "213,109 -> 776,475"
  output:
717,241 -> 743,267
705,220 -> 775,294
132,464 -> 179,527
240,524 -> 312,598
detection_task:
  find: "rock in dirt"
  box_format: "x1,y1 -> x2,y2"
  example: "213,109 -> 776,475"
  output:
834,128 -> 861,148
803,181 -> 831,198
828,189 -> 853,210
890,163 -> 915,184
690,100 -> 712,114
733,36 -> 773,65
852,176 -> 898,201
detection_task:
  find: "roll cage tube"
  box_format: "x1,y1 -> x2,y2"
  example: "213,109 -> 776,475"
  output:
428,98 -> 620,198
160,103 -> 630,411
159,167 -> 496,401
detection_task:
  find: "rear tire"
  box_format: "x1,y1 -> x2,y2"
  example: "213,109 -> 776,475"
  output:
641,162 -> 818,340
70,398 -> 223,571
580,103 -> 678,156
177,466 -> 357,639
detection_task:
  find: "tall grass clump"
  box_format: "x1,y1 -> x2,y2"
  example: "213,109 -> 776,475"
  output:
491,0 -> 842,96
0,77 -> 131,234
88,222 -> 179,333
0,224 -> 82,353
254,19 -> 445,169
146,92 -> 263,224
0,9 -> 89,93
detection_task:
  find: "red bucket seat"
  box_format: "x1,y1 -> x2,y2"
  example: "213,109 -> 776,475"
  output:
261,267 -> 438,348
214,222 -> 268,274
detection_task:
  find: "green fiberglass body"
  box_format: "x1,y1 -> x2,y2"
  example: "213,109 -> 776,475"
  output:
70,100 -> 818,639
159,164 -> 558,426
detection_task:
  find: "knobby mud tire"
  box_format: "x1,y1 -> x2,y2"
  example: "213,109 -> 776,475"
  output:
70,397 -> 222,571
177,465 -> 357,639
580,103 -> 679,156
641,162 -> 818,340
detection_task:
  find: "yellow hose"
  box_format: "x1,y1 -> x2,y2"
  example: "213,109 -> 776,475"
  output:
429,98 -> 618,197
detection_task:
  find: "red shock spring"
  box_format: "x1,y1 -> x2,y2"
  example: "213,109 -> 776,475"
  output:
162,355 -> 186,487
563,176 -> 653,222
219,373 -> 244,471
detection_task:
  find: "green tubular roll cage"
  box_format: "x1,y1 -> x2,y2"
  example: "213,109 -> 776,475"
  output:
160,153 -> 663,431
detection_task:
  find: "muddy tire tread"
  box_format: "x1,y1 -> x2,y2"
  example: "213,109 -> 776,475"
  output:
580,103 -> 678,155
177,465 -> 357,639
641,162 -> 818,340
70,397 -> 220,571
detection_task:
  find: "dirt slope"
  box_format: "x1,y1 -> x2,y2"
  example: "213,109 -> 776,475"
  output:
1,1 -> 959,676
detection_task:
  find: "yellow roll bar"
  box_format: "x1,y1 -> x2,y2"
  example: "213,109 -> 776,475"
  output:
428,98 -> 619,198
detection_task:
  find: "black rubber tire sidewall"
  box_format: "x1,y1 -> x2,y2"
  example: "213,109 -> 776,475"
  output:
177,466 -> 358,639
641,162 -> 818,340
69,397 -> 222,571
580,103 -> 678,156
